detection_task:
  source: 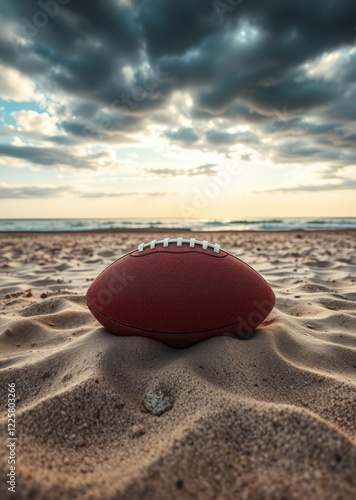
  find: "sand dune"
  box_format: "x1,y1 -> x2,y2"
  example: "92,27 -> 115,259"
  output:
0,231 -> 355,499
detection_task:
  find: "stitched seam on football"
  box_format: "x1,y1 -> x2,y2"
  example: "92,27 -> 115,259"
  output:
130,250 -> 228,258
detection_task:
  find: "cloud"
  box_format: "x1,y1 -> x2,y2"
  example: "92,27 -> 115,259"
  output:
0,63 -> 37,102
205,130 -> 259,146
261,165 -> 356,192
11,110 -> 58,136
80,190 -> 168,198
0,182 -> 168,198
270,138 -> 356,167
0,144 -> 115,169
164,127 -> 199,144
264,178 -> 356,193
0,0 -> 355,183
146,163 -> 217,177
0,183 -> 71,198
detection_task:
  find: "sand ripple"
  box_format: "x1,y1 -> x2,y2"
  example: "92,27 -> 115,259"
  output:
0,231 -> 355,499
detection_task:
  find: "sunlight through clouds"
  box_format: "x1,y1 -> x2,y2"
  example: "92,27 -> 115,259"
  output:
0,0 -> 355,217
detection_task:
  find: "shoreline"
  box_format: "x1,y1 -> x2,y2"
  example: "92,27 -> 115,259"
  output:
1,228 -> 356,235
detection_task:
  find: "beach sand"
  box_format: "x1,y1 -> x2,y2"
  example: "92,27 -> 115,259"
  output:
0,230 -> 355,499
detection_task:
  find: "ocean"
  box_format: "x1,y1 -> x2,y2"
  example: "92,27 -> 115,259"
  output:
0,218 -> 355,232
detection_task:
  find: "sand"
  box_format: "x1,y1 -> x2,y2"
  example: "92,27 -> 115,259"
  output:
0,230 -> 355,500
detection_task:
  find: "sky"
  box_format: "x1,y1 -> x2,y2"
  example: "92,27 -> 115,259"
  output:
0,0 -> 356,219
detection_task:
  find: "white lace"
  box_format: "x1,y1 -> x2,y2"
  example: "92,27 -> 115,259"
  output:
137,238 -> 220,253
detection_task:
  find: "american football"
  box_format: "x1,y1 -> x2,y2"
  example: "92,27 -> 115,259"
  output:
86,237 -> 275,347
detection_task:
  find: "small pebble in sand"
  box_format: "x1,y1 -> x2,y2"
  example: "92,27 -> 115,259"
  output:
143,389 -> 174,416
63,457 -> 69,465
4,328 -> 13,336
131,424 -> 146,438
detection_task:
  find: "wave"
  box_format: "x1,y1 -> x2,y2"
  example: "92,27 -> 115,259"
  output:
229,219 -> 284,224
1,218 -> 355,232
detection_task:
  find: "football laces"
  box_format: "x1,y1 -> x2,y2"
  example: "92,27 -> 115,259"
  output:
137,237 -> 221,253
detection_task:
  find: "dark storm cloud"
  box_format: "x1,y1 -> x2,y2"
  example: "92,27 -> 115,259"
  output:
61,119 -> 138,144
146,163 -> 217,177
0,144 -> 72,166
164,127 -> 199,144
205,129 -> 259,146
0,0 -> 356,169
191,101 -> 267,123
3,0 -> 140,58
62,121 -> 95,137
135,0 -> 220,58
263,118 -> 340,137
0,144 -> 112,169
271,135 -> 356,167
